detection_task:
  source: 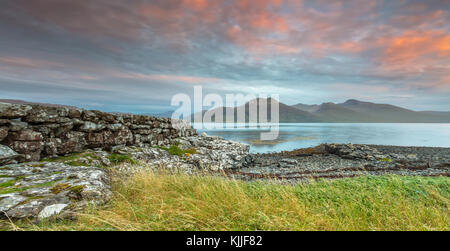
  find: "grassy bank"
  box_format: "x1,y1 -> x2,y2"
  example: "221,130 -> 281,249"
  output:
3,172 -> 449,231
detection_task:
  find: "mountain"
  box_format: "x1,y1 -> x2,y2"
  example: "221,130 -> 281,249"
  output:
312,102 -> 374,122
292,103 -> 320,113
192,98 -> 323,123
336,99 -> 450,122
194,98 -> 450,123
291,99 -> 450,123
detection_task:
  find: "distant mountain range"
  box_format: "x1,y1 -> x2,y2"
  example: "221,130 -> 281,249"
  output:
192,98 -> 450,123
2,98 -> 450,123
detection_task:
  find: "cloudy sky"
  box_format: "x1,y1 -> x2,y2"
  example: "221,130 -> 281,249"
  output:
0,0 -> 449,113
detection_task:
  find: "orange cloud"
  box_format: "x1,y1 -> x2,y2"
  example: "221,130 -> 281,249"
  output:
378,30 -> 450,65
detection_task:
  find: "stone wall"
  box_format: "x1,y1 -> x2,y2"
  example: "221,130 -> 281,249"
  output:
0,102 -> 197,164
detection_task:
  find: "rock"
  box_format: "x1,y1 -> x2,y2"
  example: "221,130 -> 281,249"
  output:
68,108 -> 82,119
0,126 -> 8,141
0,104 -> 197,164
38,204 -> 68,219
0,194 -> 27,212
57,132 -> 87,154
7,141 -> 42,162
8,120 -> 28,132
0,144 -> 19,165
24,106 -> 70,123
0,162 -> 112,220
79,122 -> 106,132
325,143 -> 379,160
279,158 -> 298,168
0,102 -> 32,119
7,130 -> 42,141
106,123 -> 124,131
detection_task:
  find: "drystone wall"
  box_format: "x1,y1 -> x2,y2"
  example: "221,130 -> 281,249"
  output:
0,102 -> 197,165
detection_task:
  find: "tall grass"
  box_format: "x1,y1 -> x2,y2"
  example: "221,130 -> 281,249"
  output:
7,171 -> 450,231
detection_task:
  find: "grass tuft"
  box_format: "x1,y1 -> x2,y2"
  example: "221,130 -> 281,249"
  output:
108,154 -> 137,165
156,145 -> 197,156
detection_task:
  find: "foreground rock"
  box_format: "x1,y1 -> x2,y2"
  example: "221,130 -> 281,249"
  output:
0,162 -> 111,220
0,133 -> 249,220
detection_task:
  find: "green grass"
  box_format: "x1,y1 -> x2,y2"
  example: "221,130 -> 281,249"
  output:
108,154 -> 136,165
0,179 -> 15,189
156,145 -> 197,156
6,172 -> 449,231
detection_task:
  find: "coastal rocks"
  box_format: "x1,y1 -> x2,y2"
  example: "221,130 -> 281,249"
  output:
0,102 -> 197,164
229,144 -> 450,182
325,143 -> 381,160
0,162 -> 111,220
108,134 -> 250,173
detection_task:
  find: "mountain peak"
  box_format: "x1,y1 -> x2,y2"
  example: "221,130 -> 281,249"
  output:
343,99 -> 363,105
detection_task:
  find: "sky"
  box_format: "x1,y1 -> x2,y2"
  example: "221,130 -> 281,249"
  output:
0,0 -> 449,113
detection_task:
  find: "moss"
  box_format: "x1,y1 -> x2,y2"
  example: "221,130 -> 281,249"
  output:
0,180 -> 60,195
0,167 -> 10,170
50,183 -> 71,194
156,145 -> 198,156
65,161 -> 87,167
108,154 -> 136,165
69,185 -> 85,199
31,163 -> 45,168
381,157 -> 393,162
0,180 -> 15,188
0,175 -> 11,178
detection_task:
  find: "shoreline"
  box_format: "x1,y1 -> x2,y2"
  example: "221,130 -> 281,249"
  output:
228,143 -> 450,182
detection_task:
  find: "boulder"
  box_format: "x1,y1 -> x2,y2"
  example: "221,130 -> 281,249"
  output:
0,162 -> 112,220
0,144 -> 19,165
7,130 -> 42,141
7,141 -> 41,161
24,106 -> 70,123
8,120 -> 28,132
79,121 -> 106,132
0,102 -> 32,119
0,126 -> 8,141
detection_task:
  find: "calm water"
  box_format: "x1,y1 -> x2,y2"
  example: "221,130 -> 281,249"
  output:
196,123 -> 450,154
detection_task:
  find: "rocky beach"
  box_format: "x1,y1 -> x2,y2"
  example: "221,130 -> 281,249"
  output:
0,102 -> 449,222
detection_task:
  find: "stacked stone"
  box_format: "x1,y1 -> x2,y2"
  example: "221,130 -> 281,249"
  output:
0,102 -> 197,164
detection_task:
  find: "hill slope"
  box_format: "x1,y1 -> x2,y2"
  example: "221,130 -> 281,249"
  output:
291,99 -> 450,123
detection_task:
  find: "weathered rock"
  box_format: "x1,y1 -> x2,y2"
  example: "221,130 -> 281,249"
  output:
0,104 -> 197,164
8,120 -> 28,132
38,204 -> 68,219
0,103 -> 32,119
0,144 -> 19,165
57,132 -> 87,154
7,130 -> 42,141
0,126 -> 8,141
24,106 -> 70,123
68,108 -> 82,119
7,141 -> 42,161
113,134 -> 250,172
0,162 -> 111,220
79,121 -> 105,132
